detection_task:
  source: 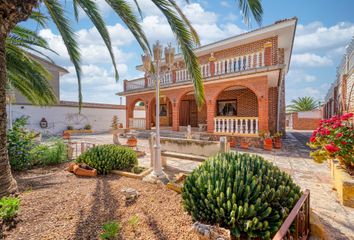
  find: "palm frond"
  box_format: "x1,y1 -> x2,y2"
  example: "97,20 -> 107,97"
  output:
73,0 -> 119,80
287,96 -> 318,113
29,11 -> 48,28
43,0 -> 82,108
167,0 -> 200,46
6,42 -> 57,105
132,0 -> 143,20
105,0 -> 151,54
236,0 -> 263,27
150,0 -> 205,108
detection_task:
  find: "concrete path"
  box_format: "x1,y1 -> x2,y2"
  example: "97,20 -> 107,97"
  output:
73,132 -> 354,239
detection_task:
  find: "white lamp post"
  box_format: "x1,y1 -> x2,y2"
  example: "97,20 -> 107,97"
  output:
142,41 -> 175,179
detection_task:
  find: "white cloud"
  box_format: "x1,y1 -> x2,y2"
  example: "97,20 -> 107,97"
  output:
294,21 -> 354,52
39,24 -> 134,65
60,64 -> 127,103
291,53 -> 333,67
287,70 -> 317,83
220,1 -> 231,7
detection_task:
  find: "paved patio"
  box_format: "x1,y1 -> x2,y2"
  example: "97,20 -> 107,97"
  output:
72,131 -> 354,239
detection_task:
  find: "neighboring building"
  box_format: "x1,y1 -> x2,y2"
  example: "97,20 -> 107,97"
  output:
8,55 -> 145,135
286,109 -> 322,130
324,37 -> 354,118
119,18 -> 297,137
13,54 -> 67,104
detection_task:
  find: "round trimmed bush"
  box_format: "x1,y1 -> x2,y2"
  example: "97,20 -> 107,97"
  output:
182,152 -> 301,239
76,144 -> 137,174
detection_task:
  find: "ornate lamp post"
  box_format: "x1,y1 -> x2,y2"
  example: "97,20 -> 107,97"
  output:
142,41 -> 175,179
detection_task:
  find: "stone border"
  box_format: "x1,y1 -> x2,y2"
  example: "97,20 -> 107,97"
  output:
330,160 -> 354,208
112,168 -> 152,180
64,129 -> 93,134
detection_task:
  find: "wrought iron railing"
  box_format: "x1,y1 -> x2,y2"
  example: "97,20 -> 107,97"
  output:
67,141 -> 96,159
272,189 -> 310,240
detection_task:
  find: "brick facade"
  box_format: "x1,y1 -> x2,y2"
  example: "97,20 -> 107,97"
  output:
292,112 -> 320,130
124,21 -> 297,135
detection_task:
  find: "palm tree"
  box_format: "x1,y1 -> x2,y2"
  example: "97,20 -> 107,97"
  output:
7,23 -> 58,105
0,0 -> 262,197
287,96 -> 319,113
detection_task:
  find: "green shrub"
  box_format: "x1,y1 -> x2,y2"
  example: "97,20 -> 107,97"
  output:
76,145 -> 137,174
100,221 -> 120,240
84,124 -> 92,130
7,117 -> 36,170
182,152 -> 301,239
0,197 -> 20,221
29,139 -> 67,166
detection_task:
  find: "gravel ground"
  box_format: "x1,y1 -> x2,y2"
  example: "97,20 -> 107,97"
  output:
4,163 -> 198,240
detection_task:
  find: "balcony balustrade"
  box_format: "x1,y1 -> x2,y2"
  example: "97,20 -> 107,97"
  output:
214,116 -> 259,135
125,50 -> 266,91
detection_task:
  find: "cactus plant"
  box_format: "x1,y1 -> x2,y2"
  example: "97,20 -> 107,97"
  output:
182,152 -> 301,239
76,145 -> 137,174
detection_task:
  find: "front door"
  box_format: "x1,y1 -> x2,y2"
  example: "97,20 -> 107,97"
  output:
189,100 -> 198,127
180,100 -> 190,126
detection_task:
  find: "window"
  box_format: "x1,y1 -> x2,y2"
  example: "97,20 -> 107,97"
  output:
217,100 -> 237,116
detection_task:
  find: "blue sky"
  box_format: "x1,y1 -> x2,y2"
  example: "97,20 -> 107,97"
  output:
23,0 -> 354,105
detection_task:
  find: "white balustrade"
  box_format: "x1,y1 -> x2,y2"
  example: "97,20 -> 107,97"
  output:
214,50 -> 265,76
125,50 -> 266,90
214,117 -> 258,135
125,77 -> 145,90
129,118 -> 146,129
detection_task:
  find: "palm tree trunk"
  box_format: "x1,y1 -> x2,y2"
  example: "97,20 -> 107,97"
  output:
0,34 -> 17,197
0,0 -> 38,197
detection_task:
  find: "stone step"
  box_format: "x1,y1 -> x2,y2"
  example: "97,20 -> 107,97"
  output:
161,151 -> 206,162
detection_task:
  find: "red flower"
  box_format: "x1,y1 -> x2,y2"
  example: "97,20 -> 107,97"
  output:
341,141 -> 347,145
341,113 -> 354,120
336,133 -> 343,138
310,136 -> 316,143
325,143 -> 340,153
320,128 -> 330,136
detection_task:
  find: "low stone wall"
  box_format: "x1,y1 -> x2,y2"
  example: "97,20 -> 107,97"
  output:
160,137 -> 222,157
292,112 -> 321,130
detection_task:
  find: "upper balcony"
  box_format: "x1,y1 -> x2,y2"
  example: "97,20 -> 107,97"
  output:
123,49 -> 283,92
121,18 -> 297,94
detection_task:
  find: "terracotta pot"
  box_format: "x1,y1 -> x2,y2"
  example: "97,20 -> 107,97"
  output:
229,138 -> 236,147
240,141 -> 250,149
263,138 -> 273,151
273,137 -> 282,149
127,135 -> 137,147
73,164 -> 97,177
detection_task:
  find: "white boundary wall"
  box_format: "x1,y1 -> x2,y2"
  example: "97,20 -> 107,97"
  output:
8,104 -> 145,135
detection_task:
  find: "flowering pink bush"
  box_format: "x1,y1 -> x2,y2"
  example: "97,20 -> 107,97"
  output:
308,113 -> 354,169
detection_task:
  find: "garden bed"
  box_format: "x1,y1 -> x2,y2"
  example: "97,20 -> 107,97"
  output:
5,163 -> 198,240
63,129 -> 93,135
112,167 -> 152,180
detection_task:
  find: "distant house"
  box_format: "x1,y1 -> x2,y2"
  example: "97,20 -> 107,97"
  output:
13,54 -> 68,104
8,55 -> 144,135
323,37 -> 354,118
286,109 -> 322,130
119,18 -> 297,136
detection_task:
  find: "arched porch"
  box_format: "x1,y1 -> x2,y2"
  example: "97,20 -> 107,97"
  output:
212,85 -> 259,135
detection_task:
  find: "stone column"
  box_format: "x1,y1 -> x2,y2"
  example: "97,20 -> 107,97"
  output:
207,99 -> 216,133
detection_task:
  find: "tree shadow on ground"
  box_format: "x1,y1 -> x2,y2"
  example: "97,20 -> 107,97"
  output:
16,173 -> 65,192
73,176 -> 120,240
143,211 -> 168,240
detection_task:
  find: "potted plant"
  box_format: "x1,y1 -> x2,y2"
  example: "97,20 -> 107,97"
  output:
240,137 -> 250,149
84,124 -> 92,130
228,137 -> 236,148
259,131 -> 272,151
273,131 -> 283,149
